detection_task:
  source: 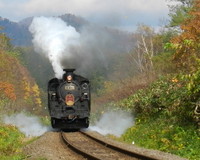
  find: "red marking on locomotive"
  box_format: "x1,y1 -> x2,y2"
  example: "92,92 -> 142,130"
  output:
65,94 -> 75,106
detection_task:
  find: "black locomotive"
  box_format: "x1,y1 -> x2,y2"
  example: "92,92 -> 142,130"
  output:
48,69 -> 90,129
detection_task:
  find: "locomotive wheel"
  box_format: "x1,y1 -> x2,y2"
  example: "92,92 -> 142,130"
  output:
51,118 -> 57,128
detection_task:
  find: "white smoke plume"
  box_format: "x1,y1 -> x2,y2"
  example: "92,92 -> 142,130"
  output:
29,16 -> 80,78
3,112 -> 49,137
89,109 -> 134,137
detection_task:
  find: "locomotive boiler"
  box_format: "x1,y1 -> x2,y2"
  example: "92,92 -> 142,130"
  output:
48,69 -> 90,129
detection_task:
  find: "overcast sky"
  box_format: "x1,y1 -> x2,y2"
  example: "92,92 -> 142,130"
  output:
0,0 -> 172,31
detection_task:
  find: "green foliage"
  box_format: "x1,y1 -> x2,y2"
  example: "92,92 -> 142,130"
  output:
152,52 -> 176,74
0,124 -> 25,160
93,1 -> 200,160
165,39 -> 195,51
7,49 -> 24,65
115,72 -> 199,159
119,75 -> 192,120
168,0 -> 193,27
0,33 -> 22,62
90,72 -> 105,94
0,33 -> 12,51
158,29 -> 178,46
40,116 -> 51,126
169,5 -> 191,27
184,60 -> 200,95
121,116 -> 199,159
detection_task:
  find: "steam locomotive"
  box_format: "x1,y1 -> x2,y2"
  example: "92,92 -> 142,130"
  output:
48,69 -> 90,129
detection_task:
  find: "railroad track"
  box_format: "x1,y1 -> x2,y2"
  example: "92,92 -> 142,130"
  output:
61,130 -> 157,160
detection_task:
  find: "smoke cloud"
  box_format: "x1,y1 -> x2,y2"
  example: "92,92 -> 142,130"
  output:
29,16 -> 134,81
89,109 -> 134,137
29,16 -> 80,78
3,112 -> 49,137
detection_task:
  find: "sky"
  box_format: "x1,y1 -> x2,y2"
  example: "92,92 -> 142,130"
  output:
0,0 -> 172,31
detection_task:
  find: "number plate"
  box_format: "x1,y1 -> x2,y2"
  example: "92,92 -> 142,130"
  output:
65,84 -> 75,90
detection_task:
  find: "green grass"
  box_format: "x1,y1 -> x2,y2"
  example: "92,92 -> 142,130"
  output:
0,113 -> 50,160
0,124 -> 26,160
111,74 -> 200,160
121,116 -> 199,160
40,116 -> 51,126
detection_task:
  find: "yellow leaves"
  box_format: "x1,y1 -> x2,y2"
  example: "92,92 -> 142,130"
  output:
32,83 -> 42,107
161,138 -> 170,145
35,98 -> 42,107
177,143 -> 185,150
150,134 -> 156,139
22,79 -> 42,107
171,78 -> 178,83
173,133 -> 181,141
23,80 -> 31,100
32,84 -> 40,97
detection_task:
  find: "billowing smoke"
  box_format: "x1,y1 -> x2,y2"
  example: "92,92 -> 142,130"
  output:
29,16 -> 80,78
29,16 -> 133,80
89,109 -> 134,137
3,112 -> 49,137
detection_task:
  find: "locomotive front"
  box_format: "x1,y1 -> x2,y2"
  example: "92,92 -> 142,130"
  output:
48,69 -> 90,129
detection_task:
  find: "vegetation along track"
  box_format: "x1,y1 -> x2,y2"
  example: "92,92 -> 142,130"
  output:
61,131 -> 157,160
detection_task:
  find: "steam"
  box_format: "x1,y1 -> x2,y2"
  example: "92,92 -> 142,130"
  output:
29,16 -> 133,79
3,113 -> 49,137
29,16 -> 80,78
89,110 -> 134,137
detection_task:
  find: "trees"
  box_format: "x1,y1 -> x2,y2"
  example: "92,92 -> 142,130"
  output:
0,28 -> 12,51
129,24 -> 169,75
128,25 -> 157,75
0,82 -> 16,101
0,32 -> 43,114
168,0 -> 194,27
171,0 -> 200,70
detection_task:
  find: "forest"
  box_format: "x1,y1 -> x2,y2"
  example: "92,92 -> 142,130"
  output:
0,0 -> 199,159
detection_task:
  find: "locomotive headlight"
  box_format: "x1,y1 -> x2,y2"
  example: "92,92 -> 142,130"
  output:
66,75 -> 72,82
82,83 -> 88,90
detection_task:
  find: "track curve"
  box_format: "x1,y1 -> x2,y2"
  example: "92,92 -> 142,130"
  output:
61,131 -> 157,160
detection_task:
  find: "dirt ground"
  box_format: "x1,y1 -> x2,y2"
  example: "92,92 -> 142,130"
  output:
23,131 -> 187,160
23,131 -> 86,160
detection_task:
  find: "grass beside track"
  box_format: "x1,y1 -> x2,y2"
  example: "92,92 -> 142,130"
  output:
0,124 -> 26,160
120,116 -> 199,160
0,114 -> 51,160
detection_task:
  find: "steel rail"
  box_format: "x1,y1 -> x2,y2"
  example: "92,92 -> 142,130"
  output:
61,130 -> 159,160
61,131 -> 100,160
80,131 -> 157,160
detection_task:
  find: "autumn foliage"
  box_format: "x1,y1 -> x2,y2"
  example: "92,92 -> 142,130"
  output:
172,0 -> 200,70
0,82 -> 16,100
0,34 -> 42,113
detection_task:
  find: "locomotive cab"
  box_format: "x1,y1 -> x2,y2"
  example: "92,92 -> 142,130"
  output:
48,69 -> 90,129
